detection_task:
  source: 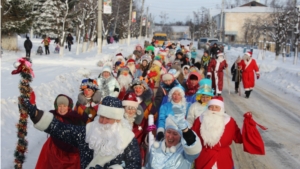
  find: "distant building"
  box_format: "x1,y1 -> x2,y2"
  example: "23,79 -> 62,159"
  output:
154,26 -> 190,40
212,1 -> 274,44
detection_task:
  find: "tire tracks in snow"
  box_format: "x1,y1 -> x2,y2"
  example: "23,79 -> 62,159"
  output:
222,79 -> 300,169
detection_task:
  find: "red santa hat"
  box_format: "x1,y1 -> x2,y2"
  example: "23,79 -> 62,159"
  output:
116,53 -> 123,57
152,60 -> 162,68
127,59 -> 135,64
207,96 -> 224,109
162,73 -> 175,82
245,51 -> 252,57
159,49 -> 167,56
122,92 -> 139,108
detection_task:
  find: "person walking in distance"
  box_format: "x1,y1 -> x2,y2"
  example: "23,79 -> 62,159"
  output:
24,36 -> 32,57
41,36 -> 50,55
66,33 -> 74,51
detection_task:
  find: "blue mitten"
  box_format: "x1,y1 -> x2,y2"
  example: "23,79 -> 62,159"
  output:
169,115 -> 188,131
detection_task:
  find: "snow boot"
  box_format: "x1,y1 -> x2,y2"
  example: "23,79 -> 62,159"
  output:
248,90 -> 253,98
245,91 -> 250,98
235,88 -> 238,94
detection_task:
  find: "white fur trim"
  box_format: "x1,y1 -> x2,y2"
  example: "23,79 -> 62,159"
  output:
170,146 -> 176,153
256,72 -> 260,74
13,61 -> 21,68
153,60 -> 162,67
244,58 -> 253,69
153,141 -> 160,148
108,164 -> 123,169
157,127 -> 165,133
97,104 -> 124,120
208,99 -> 224,109
182,131 -> 202,155
122,100 -> 139,108
86,127 -> 134,168
207,72 -> 212,76
34,112 -> 54,131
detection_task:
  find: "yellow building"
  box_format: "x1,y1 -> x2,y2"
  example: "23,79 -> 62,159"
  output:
213,1 -> 274,44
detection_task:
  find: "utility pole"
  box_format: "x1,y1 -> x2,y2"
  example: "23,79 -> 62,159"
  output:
145,6 -> 149,38
97,0 -> 103,54
127,0 -> 133,46
220,0 -> 224,42
0,4 -> 2,58
139,0 -> 145,40
113,2 -> 120,35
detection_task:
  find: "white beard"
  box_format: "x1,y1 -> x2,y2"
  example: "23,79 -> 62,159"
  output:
124,113 -> 137,126
200,110 -> 225,148
117,75 -> 133,90
85,120 -> 124,157
127,64 -> 136,75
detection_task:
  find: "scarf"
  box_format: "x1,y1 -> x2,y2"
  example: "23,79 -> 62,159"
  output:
201,56 -> 211,66
161,80 -> 179,92
185,82 -> 199,96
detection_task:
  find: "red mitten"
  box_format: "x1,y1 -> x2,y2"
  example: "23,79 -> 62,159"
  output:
148,71 -> 158,78
29,91 -> 36,105
256,74 -> 260,79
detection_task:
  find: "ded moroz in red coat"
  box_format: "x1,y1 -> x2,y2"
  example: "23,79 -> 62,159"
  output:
207,55 -> 228,95
239,57 -> 259,91
191,114 -> 243,169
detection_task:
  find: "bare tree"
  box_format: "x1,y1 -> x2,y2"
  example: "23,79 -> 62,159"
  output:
159,12 -> 169,27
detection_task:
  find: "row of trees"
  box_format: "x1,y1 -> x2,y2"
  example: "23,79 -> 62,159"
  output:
1,0 -> 152,53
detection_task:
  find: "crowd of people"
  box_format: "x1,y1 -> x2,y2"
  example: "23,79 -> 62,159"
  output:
24,39 -> 263,169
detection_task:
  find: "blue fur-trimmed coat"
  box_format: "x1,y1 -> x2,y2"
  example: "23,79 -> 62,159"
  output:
33,112 -> 141,169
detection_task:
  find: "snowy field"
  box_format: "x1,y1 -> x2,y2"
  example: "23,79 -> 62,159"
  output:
1,36 -> 300,168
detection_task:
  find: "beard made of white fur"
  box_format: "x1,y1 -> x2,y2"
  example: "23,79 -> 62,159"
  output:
85,121 -> 125,157
200,110 -> 225,148
117,75 -> 133,90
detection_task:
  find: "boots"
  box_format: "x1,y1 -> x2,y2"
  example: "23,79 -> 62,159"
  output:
245,91 -> 250,98
235,88 -> 238,94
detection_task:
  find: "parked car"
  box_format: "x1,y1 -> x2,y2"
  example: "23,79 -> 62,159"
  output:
197,37 -> 219,49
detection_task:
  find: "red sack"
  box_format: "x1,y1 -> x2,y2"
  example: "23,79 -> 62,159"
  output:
242,112 -> 267,155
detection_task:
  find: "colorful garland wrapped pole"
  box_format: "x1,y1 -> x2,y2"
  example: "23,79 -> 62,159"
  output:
11,57 -> 34,169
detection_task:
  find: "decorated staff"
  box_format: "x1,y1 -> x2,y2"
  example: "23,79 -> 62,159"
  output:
11,57 -> 35,169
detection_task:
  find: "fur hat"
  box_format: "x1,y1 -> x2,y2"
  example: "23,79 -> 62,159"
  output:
127,59 -> 135,64
56,95 -> 69,106
131,78 -> 149,90
162,73 -> 175,81
97,96 -> 124,120
168,86 -> 186,102
152,60 -> 162,68
122,92 -> 139,108
80,78 -> 98,91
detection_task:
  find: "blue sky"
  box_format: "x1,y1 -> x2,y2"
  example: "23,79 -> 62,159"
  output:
143,0 -> 223,23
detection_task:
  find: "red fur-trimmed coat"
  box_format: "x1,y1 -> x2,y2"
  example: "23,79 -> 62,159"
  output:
239,58 -> 259,91
191,115 -> 243,169
207,57 -> 228,95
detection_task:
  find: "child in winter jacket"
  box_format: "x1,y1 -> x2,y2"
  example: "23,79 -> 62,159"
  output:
96,66 -> 120,100
35,94 -> 88,169
74,78 -> 101,125
186,79 -> 214,127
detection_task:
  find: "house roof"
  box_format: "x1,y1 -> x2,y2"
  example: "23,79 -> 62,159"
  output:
223,6 -> 274,13
240,1 -> 267,7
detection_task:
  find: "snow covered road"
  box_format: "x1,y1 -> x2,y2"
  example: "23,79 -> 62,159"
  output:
222,73 -> 300,169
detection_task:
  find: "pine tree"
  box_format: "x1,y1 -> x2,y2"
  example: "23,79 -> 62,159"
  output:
1,0 -> 33,35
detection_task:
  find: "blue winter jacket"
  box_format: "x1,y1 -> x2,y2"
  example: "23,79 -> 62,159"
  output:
158,102 -> 191,129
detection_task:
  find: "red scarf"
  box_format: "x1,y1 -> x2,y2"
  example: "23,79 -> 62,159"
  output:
185,82 -> 199,96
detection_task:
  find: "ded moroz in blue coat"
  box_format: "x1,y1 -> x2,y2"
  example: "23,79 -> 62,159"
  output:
32,110 -> 141,169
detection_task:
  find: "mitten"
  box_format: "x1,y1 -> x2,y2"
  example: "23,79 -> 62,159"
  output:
256,74 -> 260,79
148,71 -> 158,78
24,100 -> 37,118
169,115 -> 188,131
172,105 -> 186,121
156,131 -> 164,141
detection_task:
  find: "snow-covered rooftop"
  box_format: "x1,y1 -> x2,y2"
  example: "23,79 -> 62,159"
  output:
224,6 -> 274,13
